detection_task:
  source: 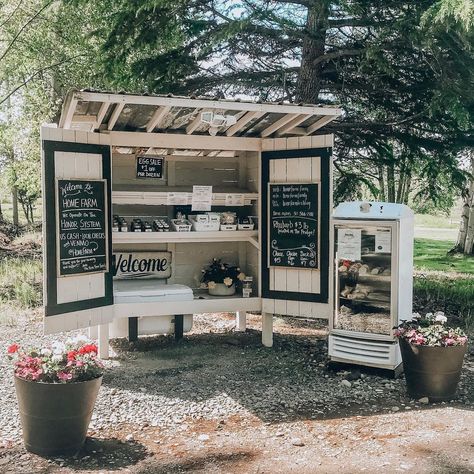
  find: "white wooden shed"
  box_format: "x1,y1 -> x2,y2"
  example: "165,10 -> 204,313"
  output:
41,90 -> 342,357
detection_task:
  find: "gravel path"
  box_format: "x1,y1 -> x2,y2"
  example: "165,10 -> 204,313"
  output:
0,311 -> 473,473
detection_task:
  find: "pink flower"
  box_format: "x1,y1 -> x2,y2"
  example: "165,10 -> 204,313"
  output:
57,371 -> 73,381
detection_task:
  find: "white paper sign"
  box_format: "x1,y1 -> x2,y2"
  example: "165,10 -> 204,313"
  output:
167,192 -> 189,206
338,228 -> 362,261
375,230 -> 391,253
191,185 -> 213,211
225,193 -> 245,206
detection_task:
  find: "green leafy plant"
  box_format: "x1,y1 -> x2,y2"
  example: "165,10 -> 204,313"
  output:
201,258 -> 245,289
394,312 -> 468,346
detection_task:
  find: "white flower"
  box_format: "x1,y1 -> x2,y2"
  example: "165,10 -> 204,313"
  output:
200,282 -> 207,289
40,348 -> 52,357
237,272 -> 246,281
425,312 -> 433,320
52,342 -> 65,354
434,311 -> 447,324
52,354 -> 63,363
207,281 -> 216,289
412,312 -> 422,320
223,277 -> 233,287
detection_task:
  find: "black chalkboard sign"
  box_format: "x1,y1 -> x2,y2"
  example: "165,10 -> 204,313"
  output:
136,156 -> 164,179
57,179 -> 108,276
269,183 -> 318,269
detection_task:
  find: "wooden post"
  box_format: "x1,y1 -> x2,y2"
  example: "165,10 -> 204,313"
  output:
236,311 -> 247,331
88,325 -> 99,340
175,315 -> 184,341
98,323 -> 109,359
128,317 -> 138,342
262,313 -> 273,347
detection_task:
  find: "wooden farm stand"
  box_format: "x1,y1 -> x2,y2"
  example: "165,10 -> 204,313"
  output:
42,90 -> 341,357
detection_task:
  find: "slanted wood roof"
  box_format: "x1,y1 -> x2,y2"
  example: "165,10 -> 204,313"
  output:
59,90 -> 342,139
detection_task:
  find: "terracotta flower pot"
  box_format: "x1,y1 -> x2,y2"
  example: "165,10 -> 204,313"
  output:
14,375 -> 102,456
399,339 -> 466,402
208,283 -> 236,296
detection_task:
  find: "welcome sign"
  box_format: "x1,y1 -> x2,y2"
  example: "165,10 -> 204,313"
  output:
113,252 -> 172,279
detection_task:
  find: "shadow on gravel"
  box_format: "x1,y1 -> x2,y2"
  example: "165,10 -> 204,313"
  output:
106,329 -> 473,425
54,437 -> 149,471
136,449 -> 256,474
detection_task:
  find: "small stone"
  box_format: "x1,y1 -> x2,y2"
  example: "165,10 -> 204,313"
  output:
341,380 -> 352,388
391,406 -> 400,412
346,369 -> 361,381
275,431 -> 285,437
198,434 -> 210,441
418,397 -> 429,404
125,434 -> 134,442
291,438 -> 305,447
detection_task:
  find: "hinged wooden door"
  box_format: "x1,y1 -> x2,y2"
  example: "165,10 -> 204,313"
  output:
261,136 -> 333,319
42,138 -> 113,333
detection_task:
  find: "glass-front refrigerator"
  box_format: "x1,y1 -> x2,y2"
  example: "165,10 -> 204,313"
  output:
329,202 -> 414,373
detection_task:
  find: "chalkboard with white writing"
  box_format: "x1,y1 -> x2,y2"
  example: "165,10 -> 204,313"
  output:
269,183 -> 318,269
136,156 -> 164,179
57,179 -> 108,276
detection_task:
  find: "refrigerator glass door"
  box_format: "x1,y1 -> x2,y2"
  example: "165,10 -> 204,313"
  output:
334,224 -> 394,336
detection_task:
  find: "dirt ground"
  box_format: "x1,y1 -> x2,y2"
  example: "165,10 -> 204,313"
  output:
0,313 -> 473,474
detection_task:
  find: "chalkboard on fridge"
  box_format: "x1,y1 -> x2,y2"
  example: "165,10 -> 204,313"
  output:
269,183 -> 318,269
136,156 -> 164,179
57,179 -> 108,276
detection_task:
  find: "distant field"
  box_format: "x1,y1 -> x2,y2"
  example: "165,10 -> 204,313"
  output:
414,213 -> 458,229
414,238 -> 473,274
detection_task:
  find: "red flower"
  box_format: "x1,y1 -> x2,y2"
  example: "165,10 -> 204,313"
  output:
7,344 -> 19,354
78,344 -> 98,355
67,350 -> 77,361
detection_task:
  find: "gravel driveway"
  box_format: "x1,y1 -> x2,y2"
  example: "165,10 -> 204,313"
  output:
0,311 -> 473,473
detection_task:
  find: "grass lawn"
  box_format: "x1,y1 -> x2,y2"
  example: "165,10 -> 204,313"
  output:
414,238 -> 474,273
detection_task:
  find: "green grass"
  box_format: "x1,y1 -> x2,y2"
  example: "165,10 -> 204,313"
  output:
414,238 -> 474,273
0,257 -> 42,308
414,213 -> 458,229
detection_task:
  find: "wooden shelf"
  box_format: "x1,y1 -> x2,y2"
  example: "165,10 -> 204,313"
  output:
112,187 -> 258,206
113,230 -> 259,247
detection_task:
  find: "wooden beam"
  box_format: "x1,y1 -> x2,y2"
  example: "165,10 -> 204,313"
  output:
107,103 -> 125,131
76,90 -> 342,118
186,108 -> 211,135
304,115 -> 336,135
109,131 -> 262,151
72,114 -> 97,123
146,105 -> 171,132
226,111 -> 263,136
276,114 -> 310,136
60,97 -> 78,129
261,113 -> 300,137
95,102 -> 110,130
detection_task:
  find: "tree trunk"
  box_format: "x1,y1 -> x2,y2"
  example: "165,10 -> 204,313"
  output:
452,152 -> 474,255
386,163 -> 396,202
378,165 -> 386,201
295,1 -> 330,103
12,186 -> 19,226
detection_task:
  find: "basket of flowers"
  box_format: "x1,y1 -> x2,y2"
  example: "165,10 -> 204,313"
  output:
7,335 -> 104,455
394,311 -> 468,402
201,258 -> 246,296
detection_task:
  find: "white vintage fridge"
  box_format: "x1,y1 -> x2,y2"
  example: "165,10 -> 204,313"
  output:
329,202 -> 414,373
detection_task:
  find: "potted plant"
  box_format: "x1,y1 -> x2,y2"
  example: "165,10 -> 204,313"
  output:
394,312 -> 468,402
7,335 -> 104,456
201,258 -> 246,296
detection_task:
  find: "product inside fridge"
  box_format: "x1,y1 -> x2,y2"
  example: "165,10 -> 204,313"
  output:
335,226 -> 393,335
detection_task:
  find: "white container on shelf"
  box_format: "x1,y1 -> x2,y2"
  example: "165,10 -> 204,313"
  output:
171,218 -> 192,232
189,215 -> 220,232
220,224 -> 237,231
